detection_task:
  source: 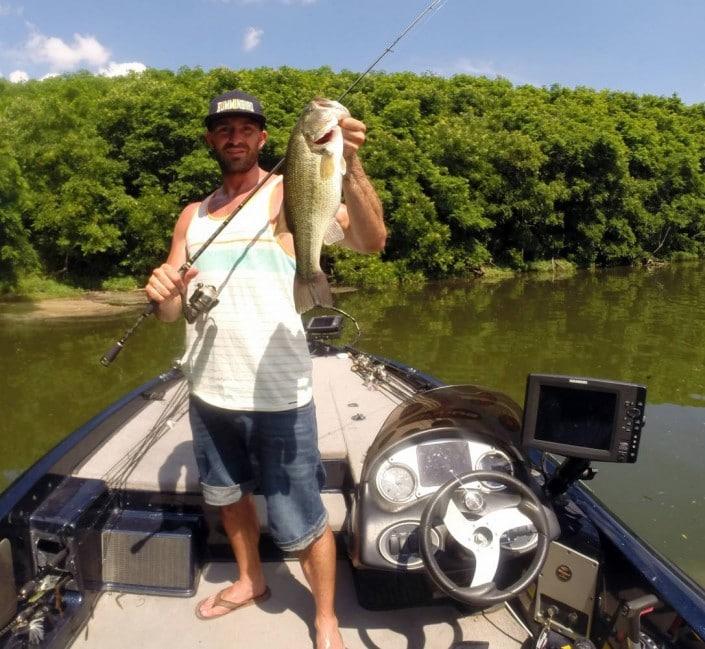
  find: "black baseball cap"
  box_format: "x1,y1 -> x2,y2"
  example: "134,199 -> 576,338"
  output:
204,90 -> 266,129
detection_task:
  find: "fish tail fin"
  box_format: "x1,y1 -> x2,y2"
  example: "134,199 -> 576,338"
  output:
294,272 -> 333,314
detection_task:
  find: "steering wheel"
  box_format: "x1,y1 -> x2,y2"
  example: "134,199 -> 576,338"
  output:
419,470 -> 550,606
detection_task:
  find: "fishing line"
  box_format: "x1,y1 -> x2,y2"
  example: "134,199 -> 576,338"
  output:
100,0 -> 449,365
320,305 -> 362,347
337,0 -> 447,101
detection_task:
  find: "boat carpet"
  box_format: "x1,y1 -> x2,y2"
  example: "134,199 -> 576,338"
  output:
69,560 -> 529,649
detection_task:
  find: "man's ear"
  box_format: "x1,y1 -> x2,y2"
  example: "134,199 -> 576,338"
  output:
258,129 -> 268,150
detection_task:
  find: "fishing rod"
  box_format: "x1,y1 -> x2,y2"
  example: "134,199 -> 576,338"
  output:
100,0 -> 447,366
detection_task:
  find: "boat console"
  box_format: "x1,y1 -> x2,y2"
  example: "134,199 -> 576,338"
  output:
349,368 -> 655,643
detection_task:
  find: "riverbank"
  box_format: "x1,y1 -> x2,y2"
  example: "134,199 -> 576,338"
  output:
0,290 -> 146,320
1,257 -> 673,320
0,286 -> 364,320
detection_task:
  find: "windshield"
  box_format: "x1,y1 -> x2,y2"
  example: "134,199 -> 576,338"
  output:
366,385 -> 524,461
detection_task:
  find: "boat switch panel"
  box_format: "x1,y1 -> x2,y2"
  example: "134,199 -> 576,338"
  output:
534,541 -> 600,639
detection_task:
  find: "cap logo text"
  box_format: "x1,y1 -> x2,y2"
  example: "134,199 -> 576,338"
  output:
216,99 -> 254,113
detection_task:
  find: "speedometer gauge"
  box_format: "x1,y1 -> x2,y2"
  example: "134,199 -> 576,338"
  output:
475,450 -> 514,491
377,464 -> 416,503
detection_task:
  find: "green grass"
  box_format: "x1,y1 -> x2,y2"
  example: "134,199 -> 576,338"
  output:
526,259 -> 577,275
1,274 -> 141,301
2,275 -> 85,300
476,265 -> 515,281
100,276 -> 141,291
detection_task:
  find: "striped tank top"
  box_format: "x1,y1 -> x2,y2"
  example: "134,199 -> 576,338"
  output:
180,176 -> 312,411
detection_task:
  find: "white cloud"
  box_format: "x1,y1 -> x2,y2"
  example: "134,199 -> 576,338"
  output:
242,26 -> 263,52
431,57 -> 536,86
25,31 -> 110,72
9,69 -> 28,82
98,61 -> 146,77
452,58 -> 509,79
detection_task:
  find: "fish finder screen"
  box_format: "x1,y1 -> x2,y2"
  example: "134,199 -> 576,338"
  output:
417,441 -> 472,487
313,317 -> 336,327
534,385 -> 616,450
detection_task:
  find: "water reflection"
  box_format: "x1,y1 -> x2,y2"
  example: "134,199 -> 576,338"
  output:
336,262 -> 705,406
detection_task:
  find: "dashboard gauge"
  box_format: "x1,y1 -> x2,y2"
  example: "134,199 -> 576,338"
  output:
377,464 -> 416,503
475,450 -> 514,491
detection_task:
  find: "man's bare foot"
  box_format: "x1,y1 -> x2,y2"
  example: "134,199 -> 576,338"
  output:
315,616 -> 345,649
196,579 -> 268,619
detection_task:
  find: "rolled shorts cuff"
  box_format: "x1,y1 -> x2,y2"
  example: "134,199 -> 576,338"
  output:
201,479 -> 256,507
276,511 -> 329,553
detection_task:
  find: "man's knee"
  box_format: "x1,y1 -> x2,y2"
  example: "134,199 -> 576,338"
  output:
296,524 -> 333,557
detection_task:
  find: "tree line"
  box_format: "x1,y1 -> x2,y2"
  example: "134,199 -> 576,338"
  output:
1,66 -> 704,293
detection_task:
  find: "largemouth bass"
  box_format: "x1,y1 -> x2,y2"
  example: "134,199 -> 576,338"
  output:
283,98 -> 350,314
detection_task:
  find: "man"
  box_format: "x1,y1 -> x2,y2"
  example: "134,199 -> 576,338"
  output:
145,89 -> 385,649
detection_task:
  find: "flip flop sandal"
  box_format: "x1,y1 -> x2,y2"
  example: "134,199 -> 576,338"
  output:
195,586 -> 271,620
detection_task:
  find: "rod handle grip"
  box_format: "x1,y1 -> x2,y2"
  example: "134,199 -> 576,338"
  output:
100,341 -> 124,366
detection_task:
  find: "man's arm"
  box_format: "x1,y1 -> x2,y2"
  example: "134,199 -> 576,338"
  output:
144,203 -> 199,322
336,117 -> 386,253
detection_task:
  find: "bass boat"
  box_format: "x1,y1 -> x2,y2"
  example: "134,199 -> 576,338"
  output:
1,319 -> 704,649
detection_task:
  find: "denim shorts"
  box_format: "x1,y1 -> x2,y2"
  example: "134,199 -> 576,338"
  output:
189,396 -> 328,552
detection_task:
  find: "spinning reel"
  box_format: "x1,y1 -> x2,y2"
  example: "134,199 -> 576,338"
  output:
182,283 -> 220,323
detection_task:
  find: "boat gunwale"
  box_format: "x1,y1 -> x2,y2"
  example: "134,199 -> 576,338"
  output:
569,478 -> 705,637
0,368 -> 182,521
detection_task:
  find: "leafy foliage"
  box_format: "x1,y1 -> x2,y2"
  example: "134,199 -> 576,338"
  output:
1,68 -> 704,292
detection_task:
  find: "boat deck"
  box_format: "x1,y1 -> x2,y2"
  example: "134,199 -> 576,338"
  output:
70,560 -> 529,649
73,353 -> 397,487
67,351 -> 529,649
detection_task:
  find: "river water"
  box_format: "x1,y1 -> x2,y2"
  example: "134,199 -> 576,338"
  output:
1,262 -> 704,586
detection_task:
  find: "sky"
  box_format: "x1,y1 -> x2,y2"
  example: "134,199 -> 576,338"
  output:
1,0 -> 705,104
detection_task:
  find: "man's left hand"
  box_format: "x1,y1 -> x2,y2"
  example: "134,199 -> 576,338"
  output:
339,117 -> 366,162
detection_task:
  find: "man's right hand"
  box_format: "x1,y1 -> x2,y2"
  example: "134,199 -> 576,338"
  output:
145,263 -> 199,303
145,264 -> 199,322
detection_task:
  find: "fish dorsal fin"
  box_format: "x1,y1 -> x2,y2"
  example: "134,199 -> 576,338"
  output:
320,154 -> 335,180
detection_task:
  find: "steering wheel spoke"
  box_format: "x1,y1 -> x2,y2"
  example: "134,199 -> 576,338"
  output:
482,507 -> 535,538
443,497 -> 534,587
469,541 -> 501,587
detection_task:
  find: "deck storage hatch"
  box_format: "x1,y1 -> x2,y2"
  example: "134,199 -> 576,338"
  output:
99,509 -> 201,597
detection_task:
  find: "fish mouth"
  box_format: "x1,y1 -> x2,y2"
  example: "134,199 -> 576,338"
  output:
314,130 -> 334,145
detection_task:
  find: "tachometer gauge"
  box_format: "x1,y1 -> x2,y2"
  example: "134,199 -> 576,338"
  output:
475,450 -> 514,491
376,464 -> 416,503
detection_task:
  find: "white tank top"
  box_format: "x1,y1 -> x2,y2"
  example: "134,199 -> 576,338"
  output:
180,176 -> 313,411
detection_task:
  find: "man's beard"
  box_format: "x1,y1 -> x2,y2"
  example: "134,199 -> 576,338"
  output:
212,146 -> 259,174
